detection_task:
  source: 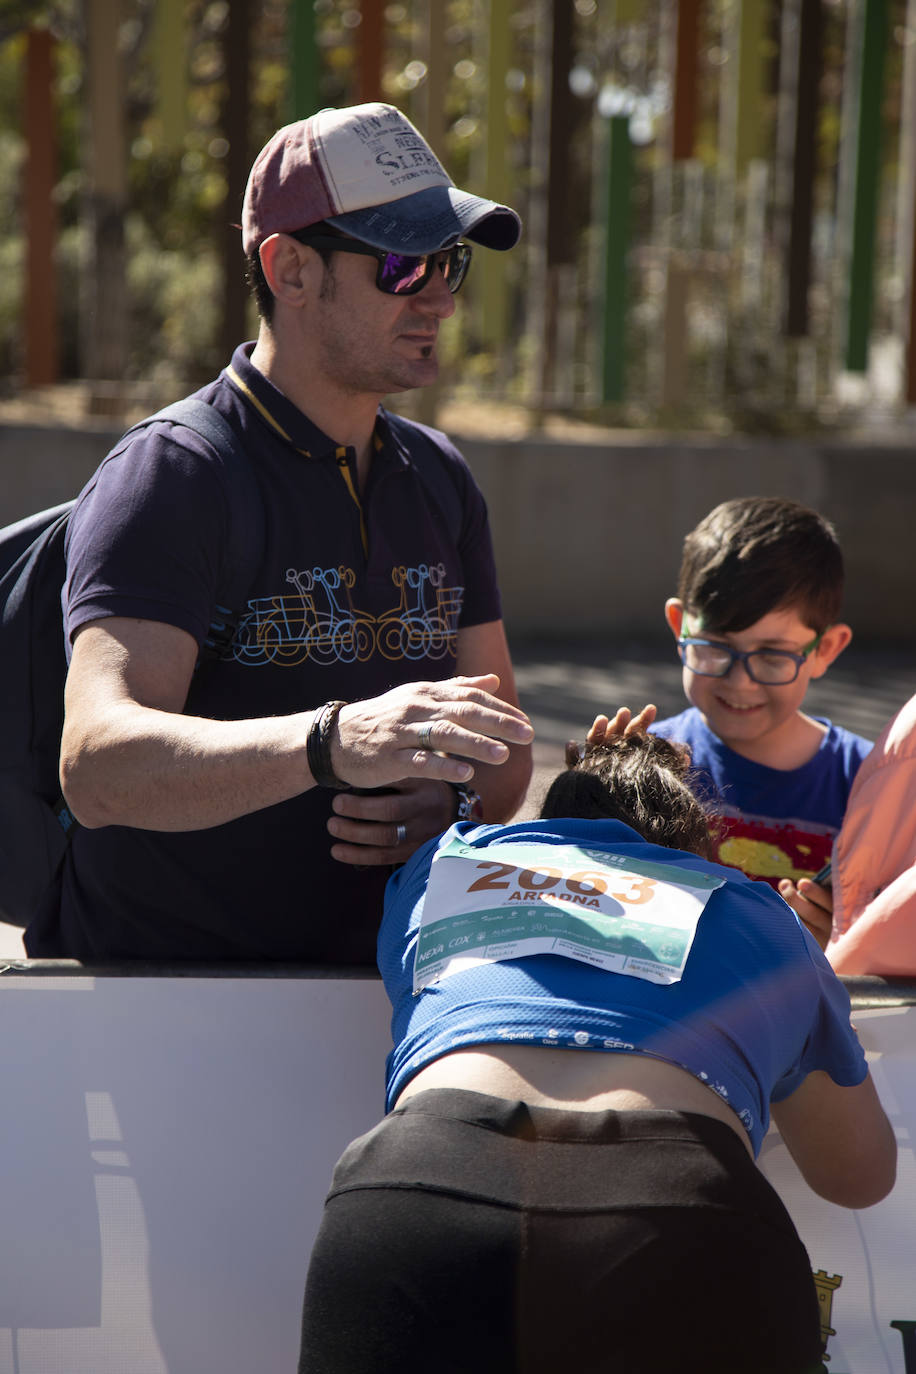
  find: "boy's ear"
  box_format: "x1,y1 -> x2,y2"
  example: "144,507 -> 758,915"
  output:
665,599 -> 685,638
808,622 -> 853,679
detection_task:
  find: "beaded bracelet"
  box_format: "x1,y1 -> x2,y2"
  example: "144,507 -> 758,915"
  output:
307,700 -> 349,789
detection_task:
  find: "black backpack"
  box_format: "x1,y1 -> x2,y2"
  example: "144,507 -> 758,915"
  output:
0,398 -> 262,927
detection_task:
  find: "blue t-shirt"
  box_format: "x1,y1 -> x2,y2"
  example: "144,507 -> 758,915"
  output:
29,343 -> 502,963
651,707 -> 871,887
379,818 -> 867,1156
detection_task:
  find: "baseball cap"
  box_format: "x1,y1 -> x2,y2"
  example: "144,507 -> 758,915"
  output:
241,102 -> 522,257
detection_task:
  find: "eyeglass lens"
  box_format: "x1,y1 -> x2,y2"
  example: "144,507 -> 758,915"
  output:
681,642 -> 800,684
681,643 -> 802,687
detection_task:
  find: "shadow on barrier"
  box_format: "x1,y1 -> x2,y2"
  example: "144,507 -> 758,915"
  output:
0,963 -> 389,1374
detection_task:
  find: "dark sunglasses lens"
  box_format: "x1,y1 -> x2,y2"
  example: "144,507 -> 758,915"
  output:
442,245 -> 471,293
378,245 -> 471,296
379,253 -> 431,295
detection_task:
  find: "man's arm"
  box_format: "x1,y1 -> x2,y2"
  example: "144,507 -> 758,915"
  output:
327,619 -> 533,865
60,618 -> 533,832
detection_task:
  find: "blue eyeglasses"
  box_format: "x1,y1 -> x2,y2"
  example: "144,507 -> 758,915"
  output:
291,231 -> 472,297
677,635 -> 824,685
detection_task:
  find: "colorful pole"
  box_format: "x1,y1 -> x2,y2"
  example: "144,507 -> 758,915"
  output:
845,0 -> 888,373
24,28 -> 58,386
480,0 -> 511,351
289,1 -> 320,120
601,115 -> 632,403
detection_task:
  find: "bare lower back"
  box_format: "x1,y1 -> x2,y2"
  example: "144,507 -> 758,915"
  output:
395,1045 -> 754,1157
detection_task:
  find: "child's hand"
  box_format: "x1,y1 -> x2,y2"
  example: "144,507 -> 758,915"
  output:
586,704 -> 657,746
778,876 -> 834,952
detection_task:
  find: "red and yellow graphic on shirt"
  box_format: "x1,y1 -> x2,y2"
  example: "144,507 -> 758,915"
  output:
711,811 -> 834,890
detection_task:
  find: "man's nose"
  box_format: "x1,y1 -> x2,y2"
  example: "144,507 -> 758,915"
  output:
413,263 -> 457,318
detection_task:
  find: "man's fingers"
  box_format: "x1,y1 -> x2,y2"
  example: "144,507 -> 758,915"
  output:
330,839 -> 407,867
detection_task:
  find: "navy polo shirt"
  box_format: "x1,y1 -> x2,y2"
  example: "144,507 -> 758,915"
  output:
39,344 -> 502,962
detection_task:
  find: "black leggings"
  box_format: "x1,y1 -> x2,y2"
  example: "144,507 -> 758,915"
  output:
299,1089 -> 824,1374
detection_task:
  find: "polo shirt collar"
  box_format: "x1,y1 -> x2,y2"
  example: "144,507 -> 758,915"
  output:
223,342 -> 409,470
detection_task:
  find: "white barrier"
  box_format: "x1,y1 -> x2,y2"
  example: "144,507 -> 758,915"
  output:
0,968 -> 912,1374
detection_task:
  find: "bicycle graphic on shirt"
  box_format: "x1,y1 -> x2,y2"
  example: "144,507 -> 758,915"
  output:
230,562 -> 463,666
232,566 -> 374,666
376,563 -> 461,662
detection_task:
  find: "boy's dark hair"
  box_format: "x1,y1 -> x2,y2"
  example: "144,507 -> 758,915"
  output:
540,732 -> 716,860
244,226 -> 338,325
677,497 -> 844,634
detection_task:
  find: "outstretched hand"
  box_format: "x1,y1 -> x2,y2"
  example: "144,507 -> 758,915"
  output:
330,674 -> 533,791
586,704 -> 658,747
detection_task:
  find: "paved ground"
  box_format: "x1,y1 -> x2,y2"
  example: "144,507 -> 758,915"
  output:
2,635 -> 911,960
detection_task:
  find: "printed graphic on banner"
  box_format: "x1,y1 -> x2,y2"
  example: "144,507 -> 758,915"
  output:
413,838 -> 724,993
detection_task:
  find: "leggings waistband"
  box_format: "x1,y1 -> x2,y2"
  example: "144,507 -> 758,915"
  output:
329,1088 -> 794,1226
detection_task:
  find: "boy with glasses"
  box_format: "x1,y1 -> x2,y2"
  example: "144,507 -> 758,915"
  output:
649,497 -> 871,892
29,104 -> 533,962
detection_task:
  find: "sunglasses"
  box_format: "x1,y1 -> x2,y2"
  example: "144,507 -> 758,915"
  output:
290,231 -> 472,297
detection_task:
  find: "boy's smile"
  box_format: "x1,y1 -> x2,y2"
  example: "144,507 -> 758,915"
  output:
665,601 -> 853,768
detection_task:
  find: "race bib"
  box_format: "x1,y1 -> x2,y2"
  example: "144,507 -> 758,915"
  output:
413,838 -> 724,993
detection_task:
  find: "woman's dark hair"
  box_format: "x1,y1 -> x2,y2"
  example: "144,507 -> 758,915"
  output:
540,733 -> 716,860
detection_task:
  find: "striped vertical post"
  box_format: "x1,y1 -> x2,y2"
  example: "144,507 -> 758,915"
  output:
783,0 -> 822,338
601,115 -> 632,404
734,0 -> 768,175
672,0 -> 701,161
845,0 -> 888,373
289,1 -> 320,120
24,28 -> 58,386
356,0 -> 385,105
152,0 -> 188,150
480,0 -> 511,352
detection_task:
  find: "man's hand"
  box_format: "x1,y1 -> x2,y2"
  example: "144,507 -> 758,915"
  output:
331,675 -> 533,790
778,876 -> 834,951
327,777 -> 456,866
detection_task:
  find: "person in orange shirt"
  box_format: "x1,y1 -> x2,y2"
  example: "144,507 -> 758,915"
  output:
782,693 -> 916,975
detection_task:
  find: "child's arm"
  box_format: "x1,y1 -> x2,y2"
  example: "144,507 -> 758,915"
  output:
778,876 -> 834,951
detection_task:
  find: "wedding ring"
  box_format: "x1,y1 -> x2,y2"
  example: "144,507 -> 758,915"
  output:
417,721 -> 436,751
396,823 -> 407,845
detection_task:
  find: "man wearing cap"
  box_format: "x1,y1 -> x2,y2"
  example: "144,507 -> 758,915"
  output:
28,103 -> 532,963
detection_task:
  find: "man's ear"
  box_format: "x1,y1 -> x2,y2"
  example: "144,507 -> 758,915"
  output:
808,622 -> 853,679
665,598 -> 685,638
258,233 -> 314,307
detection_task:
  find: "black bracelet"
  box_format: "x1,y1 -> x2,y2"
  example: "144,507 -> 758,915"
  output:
307,700 -> 349,789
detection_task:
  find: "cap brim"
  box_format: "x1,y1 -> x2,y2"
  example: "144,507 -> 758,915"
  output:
325,185 -> 521,253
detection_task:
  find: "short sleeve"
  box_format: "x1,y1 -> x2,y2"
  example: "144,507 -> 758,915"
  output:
64,428 -> 230,652
770,929 -> 868,1102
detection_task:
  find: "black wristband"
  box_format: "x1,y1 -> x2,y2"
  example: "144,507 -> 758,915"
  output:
307,701 -> 349,789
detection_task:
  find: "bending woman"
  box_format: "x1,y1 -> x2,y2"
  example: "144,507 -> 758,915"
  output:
299,709 -> 895,1374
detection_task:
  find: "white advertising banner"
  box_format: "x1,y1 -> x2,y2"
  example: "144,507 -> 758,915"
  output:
0,971 -> 912,1374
